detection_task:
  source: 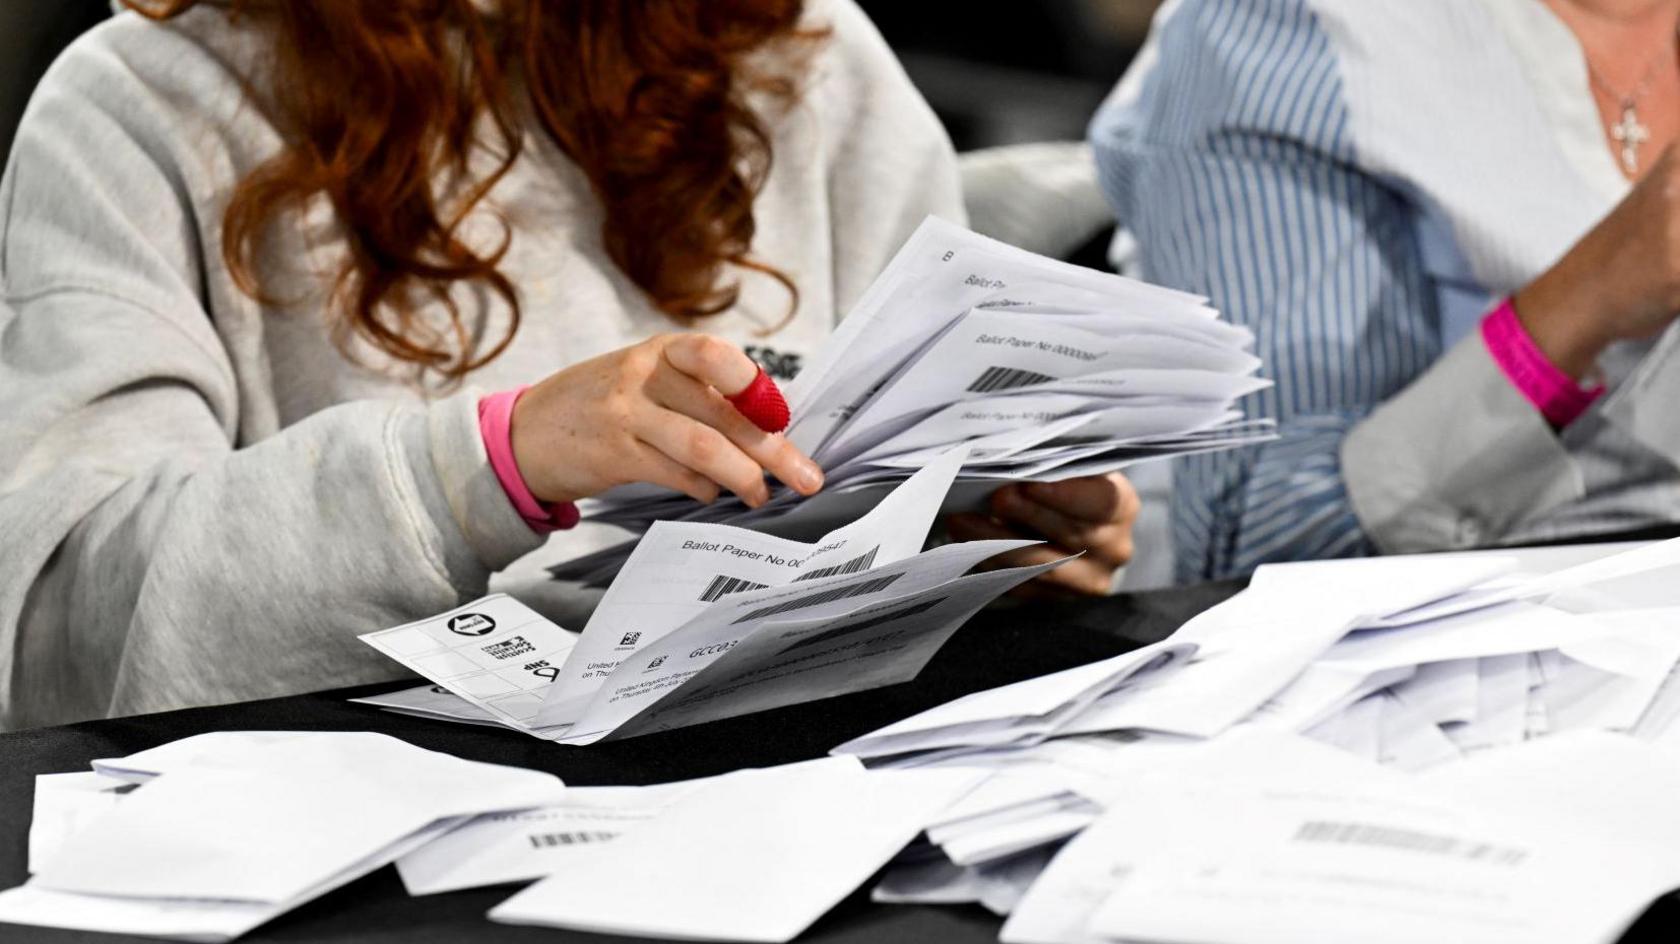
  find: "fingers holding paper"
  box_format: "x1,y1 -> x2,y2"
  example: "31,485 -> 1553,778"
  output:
511,334 -> 823,508
947,473 -> 1139,598
647,342 -> 820,500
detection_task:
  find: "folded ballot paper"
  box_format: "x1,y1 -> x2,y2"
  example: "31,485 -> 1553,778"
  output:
552,216 -> 1273,584
489,757 -> 985,942
837,539 -> 1680,766
999,728 -> 1680,944
0,732 -> 567,942
361,448 -> 1064,744
6,742 -> 983,944
824,538 -> 1680,943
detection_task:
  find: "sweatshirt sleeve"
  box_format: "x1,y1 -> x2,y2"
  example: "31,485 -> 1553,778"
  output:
0,23 -> 543,728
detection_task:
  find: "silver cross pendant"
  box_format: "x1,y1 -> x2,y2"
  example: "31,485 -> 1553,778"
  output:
1610,102 -> 1651,175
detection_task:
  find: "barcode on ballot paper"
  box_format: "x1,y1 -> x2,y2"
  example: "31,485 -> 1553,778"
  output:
698,575 -> 771,603
1292,821 -> 1528,865
731,573 -> 905,624
967,366 -> 1055,394
528,830 -> 617,849
791,546 -> 880,583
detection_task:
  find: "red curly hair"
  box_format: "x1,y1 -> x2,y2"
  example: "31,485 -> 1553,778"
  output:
124,0 -> 813,379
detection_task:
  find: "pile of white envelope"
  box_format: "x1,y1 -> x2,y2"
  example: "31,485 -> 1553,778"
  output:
9,540 -> 1680,943
360,448 -> 1063,744
553,217 -> 1274,584
1,732 -> 568,940
827,538 -> 1680,943
2,735 -> 983,943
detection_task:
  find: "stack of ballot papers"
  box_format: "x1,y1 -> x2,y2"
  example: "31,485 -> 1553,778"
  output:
836,538 -> 1680,765
553,216 -> 1274,584
0,732 -> 567,941
818,538 -> 1680,942
359,448 -> 1065,744
12,539 -> 1680,944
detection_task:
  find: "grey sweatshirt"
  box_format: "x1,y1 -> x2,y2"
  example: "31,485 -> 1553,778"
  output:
0,0 -> 964,730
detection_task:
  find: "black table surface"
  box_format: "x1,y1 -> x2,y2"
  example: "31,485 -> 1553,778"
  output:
6,578 -> 1678,944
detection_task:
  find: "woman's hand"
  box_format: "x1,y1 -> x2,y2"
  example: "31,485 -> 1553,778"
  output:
1516,142 -> 1680,377
510,334 -> 823,507
947,473 -> 1141,598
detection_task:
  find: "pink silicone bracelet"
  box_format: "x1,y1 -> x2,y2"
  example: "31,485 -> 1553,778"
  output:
1480,299 -> 1604,429
477,387 -> 580,533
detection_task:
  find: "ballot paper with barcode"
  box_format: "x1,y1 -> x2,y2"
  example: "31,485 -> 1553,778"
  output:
394,780 -> 706,895
552,216 -> 1274,585
489,758 -> 986,942
361,448 -> 1062,743
1061,732 -> 1680,944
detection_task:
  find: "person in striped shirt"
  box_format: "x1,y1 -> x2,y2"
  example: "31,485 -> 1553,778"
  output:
1092,0 -> 1680,581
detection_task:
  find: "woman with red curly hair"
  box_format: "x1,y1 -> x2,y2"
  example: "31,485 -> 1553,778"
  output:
0,0 -> 1140,728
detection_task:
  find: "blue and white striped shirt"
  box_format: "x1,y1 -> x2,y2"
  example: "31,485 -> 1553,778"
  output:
1091,0 -> 1680,582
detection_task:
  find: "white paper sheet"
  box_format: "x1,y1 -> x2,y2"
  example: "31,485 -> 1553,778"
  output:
395,780 -> 704,895
831,641 -> 1193,759
874,844 -> 1060,917
546,448 -> 969,722
1374,691 -> 1461,771
556,541 -> 1054,744
1364,537 -> 1680,631
488,758 -> 984,942
32,733 -> 564,903
349,683 -> 502,726
1389,659 -> 1479,727
27,773 -> 130,874
1083,732 -> 1680,944
586,556 -> 1062,743
570,217 -> 1271,553
359,594 -> 577,730
1444,654 -> 1530,752
1001,728 -> 1392,944
0,818 -> 458,944
367,451 -> 1054,744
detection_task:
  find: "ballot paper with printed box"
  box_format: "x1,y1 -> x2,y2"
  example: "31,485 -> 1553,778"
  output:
360,447 -> 1063,744
551,216 -> 1273,585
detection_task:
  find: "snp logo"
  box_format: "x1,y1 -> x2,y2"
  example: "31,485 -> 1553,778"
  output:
644,656 -> 667,672
447,613 -> 496,636
619,632 -> 642,647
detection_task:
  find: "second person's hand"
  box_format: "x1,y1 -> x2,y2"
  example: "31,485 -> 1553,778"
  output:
510,334 -> 824,507
947,472 -> 1141,598
1515,142 -> 1680,378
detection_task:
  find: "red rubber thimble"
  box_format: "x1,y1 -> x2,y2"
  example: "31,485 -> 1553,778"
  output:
727,367 -> 790,433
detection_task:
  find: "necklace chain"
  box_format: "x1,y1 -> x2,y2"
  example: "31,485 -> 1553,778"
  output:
1582,48 -> 1662,107
1577,24 -> 1677,175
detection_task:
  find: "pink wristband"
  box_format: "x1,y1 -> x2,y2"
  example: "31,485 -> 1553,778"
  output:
1480,299 -> 1604,429
477,387 -> 580,533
